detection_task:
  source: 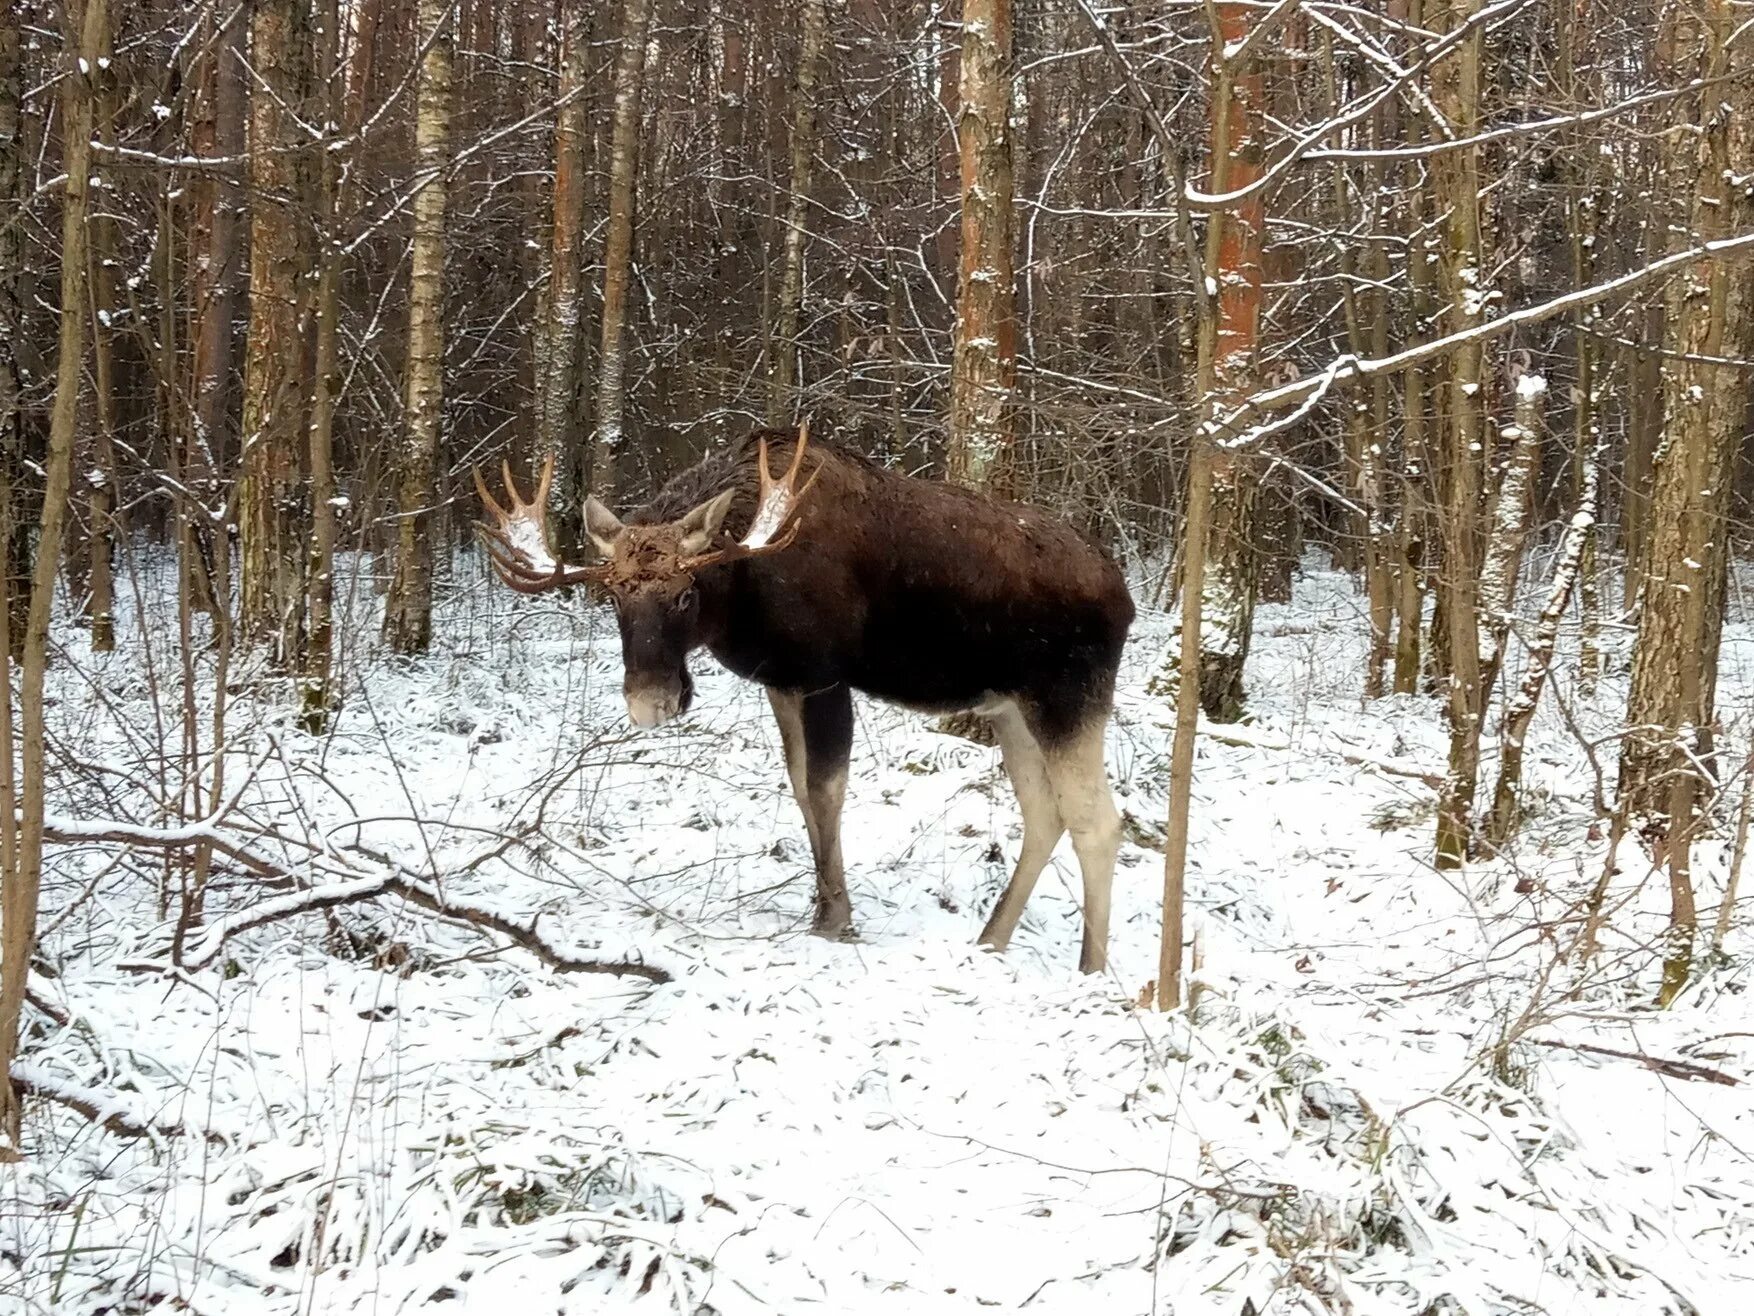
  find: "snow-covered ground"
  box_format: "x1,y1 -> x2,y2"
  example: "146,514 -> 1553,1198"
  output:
8,551 -> 1754,1314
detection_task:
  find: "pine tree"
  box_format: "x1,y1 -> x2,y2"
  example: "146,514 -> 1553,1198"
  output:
946,0 -> 1016,491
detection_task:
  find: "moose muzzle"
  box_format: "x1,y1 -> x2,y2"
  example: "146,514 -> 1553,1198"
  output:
624,671 -> 693,729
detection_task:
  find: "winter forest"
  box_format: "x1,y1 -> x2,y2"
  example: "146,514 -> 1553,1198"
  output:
2,0 -> 1753,1310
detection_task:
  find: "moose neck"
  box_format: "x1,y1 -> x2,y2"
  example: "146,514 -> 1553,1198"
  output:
688,561 -> 739,654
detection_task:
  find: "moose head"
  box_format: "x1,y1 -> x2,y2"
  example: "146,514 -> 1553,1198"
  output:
473,422 -> 817,728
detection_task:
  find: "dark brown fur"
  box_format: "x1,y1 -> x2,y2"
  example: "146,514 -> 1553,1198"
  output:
617,430 -> 1134,743
575,427 -> 1134,969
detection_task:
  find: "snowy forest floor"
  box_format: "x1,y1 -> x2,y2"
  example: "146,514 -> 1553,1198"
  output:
7,551 -> 1754,1315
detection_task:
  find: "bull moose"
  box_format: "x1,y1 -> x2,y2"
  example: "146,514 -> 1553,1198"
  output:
475,423 -> 1134,973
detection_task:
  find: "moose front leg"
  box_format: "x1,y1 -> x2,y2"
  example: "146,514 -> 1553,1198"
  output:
767,684 -> 855,938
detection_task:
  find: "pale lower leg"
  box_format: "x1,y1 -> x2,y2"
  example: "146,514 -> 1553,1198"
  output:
776,685 -> 855,939
807,762 -> 852,937
979,703 -> 1065,951
1042,718 -> 1122,974
768,689 -> 821,856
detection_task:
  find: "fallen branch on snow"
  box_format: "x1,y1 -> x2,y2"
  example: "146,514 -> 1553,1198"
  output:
10,1062 -> 231,1145
25,984 -> 70,1028
44,816 -> 671,984
130,870 -> 670,983
1529,1038 -> 1739,1087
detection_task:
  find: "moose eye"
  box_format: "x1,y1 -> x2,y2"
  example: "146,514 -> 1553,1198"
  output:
672,587 -> 696,615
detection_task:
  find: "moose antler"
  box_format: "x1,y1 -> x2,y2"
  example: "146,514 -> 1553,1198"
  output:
472,453 -> 610,593
679,419 -> 821,572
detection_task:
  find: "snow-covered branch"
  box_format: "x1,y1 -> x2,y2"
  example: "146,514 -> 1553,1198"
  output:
42,815 -> 671,983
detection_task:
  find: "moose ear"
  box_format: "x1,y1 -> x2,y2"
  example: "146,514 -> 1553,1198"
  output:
584,496 -> 625,558
677,487 -> 737,556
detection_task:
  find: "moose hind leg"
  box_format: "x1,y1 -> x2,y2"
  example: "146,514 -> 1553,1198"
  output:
1039,714 -> 1122,975
769,685 -> 855,939
979,702 -> 1065,953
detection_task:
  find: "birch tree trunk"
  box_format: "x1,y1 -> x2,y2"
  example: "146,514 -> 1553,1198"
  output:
1487,441 -> 1598,845
1476,374 -> 1545,694
0,0 -> 103,1153
384,0 -> 454,654
1430,0 -> 1489,869
1560,9 -> 1603,697
766,0 -> 826,423
946,0 -> 1016,492
238,0 -> 316,666
587,0 -> 652,496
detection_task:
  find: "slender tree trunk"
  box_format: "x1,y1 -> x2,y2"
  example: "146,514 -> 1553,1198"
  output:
935,17 -> 961,298
1315,27 -> 1362,581
1659,499 -> 1710,1006
1329,91 -> 1395,698
85,71 -> 120,653
1159,435 -> 1210,1013
0,1 -> 31,658
238,0 -> 316,666
1394,175 -> 1434,697
1392,469 -> 1427,693
946,0 -> 1016,491
1477,374 -> 1545,694
1162,0 -> 1269,1001
1361,239 -> 1396,700
1574,329 -> 1601,698
767,0 -> 826,423
587,0 -> 652,496
186,8 -> 245,623
349,0 -> 384,126
384,0 -> 454,654
1431,0 -> 1488,869
1487,440 -> 1598,845
1711,733 -> 1754,959
1,0 -> 104,1153
711,6 -> 749,446
1561,11 -> 1603,697
301,0 -> 353,732
1192,2 -> 1264,725
1621,303 -> 1661,609
1402,93 -> 1441,697
155,110 -> 225,937
541,5 -> 588,543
